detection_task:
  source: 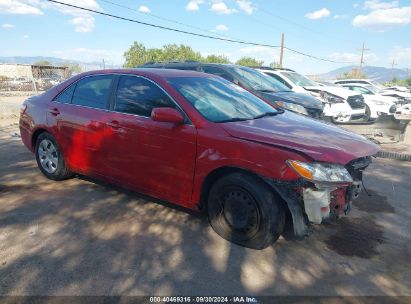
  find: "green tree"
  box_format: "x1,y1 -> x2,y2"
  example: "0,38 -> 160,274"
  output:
269,62 -> 281,68
123,42 -> 147,67
63,63 -> 82,76
123,42 -> 203,67
339,68 -> 367,79
34,60 -> 51,66
203,54 -> 231,64
235,57 -> 264,67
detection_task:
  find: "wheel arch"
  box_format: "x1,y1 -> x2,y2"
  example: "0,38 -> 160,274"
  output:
199,166 -> 289,211
31,128 -> 49,150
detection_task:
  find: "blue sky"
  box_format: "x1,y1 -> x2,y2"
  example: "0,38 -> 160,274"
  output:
0,0 -> 410,74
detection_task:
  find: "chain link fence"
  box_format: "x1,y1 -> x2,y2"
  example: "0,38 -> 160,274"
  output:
0,64 -> 69,96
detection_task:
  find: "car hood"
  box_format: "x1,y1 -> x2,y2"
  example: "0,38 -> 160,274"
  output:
222,111 -> 380,165
363,94 -> 396,104
381,90 -> 411,99
304,86 -> 356,99
258,91 -> 324,109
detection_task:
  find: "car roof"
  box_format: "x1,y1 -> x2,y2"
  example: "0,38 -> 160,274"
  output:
255,67 -> 296,72
339,82 -> 372,86
74,68 -> 216,79
140,62 -> 238,68
334,79 -> 372,82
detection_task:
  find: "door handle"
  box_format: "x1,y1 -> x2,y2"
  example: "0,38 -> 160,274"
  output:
106,120 -> 121,129
49,108 -> 60,116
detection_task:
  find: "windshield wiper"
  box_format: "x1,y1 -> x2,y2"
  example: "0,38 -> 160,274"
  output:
253,111 -> 283,119
256,89 -> 278,93
217,117 -> 252,123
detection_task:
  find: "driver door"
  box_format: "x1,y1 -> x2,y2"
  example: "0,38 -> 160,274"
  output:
103,75 -> 197,207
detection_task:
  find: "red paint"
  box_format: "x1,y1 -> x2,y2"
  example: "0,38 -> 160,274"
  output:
151,108 -> 185,124
330,188 -> 348,217
19,69 -> 380,210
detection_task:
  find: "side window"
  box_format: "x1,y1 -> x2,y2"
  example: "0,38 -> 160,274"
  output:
201,66 -> 234,82
268,74 -> 292,89
352,86 -> 368,94
72,75 -> 113,109
55,83 -> 75,104
115,76 -> 175,117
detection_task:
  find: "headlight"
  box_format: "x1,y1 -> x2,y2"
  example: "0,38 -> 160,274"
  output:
287,160 -> 353,183
320,92 -> 345,104
276,101 -> 309,115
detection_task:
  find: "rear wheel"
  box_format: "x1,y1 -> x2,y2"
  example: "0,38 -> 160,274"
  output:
35,132 -> 72,180
207,172 -> 285,249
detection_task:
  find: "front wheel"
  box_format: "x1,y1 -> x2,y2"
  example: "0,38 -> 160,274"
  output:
35,132 -> 73,180
207,172 -> 285,249
363,105 -> 371,122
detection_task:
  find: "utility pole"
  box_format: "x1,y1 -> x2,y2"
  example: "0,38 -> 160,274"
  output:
279,33 -> 284,68
391,59 -> 398,80
102,58 -> 106,69
359,42 -> 370,73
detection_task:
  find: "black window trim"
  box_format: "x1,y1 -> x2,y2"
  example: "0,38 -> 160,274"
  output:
111,74 -> 193,125
52,74 -> 116,111
52,73 -> 192,125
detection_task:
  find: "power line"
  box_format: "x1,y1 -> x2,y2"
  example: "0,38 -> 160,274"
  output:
99,0 -> 247,43
46,0 -> 353,64
257,7 -> 357,47
47,0 -> 277,48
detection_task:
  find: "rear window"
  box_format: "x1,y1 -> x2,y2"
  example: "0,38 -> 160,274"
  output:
55,83 -> 75,104
71,75 -> 114,109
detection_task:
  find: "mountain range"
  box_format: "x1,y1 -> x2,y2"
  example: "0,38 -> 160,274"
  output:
315,65 -> 410,82
0,56 -> 409,83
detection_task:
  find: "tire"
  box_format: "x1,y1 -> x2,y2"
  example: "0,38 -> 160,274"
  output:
35,132 -> 73,180
363,105 -> 371,122
207,172 -> 285,250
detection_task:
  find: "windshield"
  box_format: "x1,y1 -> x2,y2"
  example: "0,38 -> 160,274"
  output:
282,72 -> 317,87
228,66 -> 291,92
369,80 -> 384,89
365,85 -> 380,94
167,76 -> 278,123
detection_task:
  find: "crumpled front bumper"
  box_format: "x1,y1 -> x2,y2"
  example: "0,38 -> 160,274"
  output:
264,156 -> 372,237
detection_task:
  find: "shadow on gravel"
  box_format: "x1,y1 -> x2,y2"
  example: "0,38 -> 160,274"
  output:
0,138 -> 410,296
355,190 -> 395,213
324,217 -> 385,259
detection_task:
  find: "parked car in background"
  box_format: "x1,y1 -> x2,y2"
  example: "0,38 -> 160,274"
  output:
333,79 -> 411,104
5,77 -> 33,91
140,62 -> 324,118
385,85 -> 410,93
257,67 -> 366,123
19,69 -> 380,249
339,83 -> 397,121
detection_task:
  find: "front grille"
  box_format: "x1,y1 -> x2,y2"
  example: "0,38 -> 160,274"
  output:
345,156 -> 372,180
306,108 -> 322,119
347,95 -> 365,109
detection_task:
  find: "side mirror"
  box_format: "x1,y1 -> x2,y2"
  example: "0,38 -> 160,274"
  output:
151,107 -> 185,124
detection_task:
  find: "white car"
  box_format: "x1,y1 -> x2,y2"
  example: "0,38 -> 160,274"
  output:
257,68 -> 366,123
385,85 -> 410,93
333,79 -> 411,103
339,83 -> 397,121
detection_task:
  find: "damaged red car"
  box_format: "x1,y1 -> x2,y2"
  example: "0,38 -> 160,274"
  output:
19,69 -> 380,249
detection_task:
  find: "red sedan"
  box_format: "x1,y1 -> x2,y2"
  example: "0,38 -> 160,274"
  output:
19,69 -> 380,249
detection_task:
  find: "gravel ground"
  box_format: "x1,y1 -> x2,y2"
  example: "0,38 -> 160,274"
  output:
0,95 -> 411,297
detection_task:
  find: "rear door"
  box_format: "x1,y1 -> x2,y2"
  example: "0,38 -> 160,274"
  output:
50,74 -> 115,175
103,75 -> 197,206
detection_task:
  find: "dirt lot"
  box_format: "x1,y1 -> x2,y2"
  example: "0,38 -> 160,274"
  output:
1,96 -> 411,296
